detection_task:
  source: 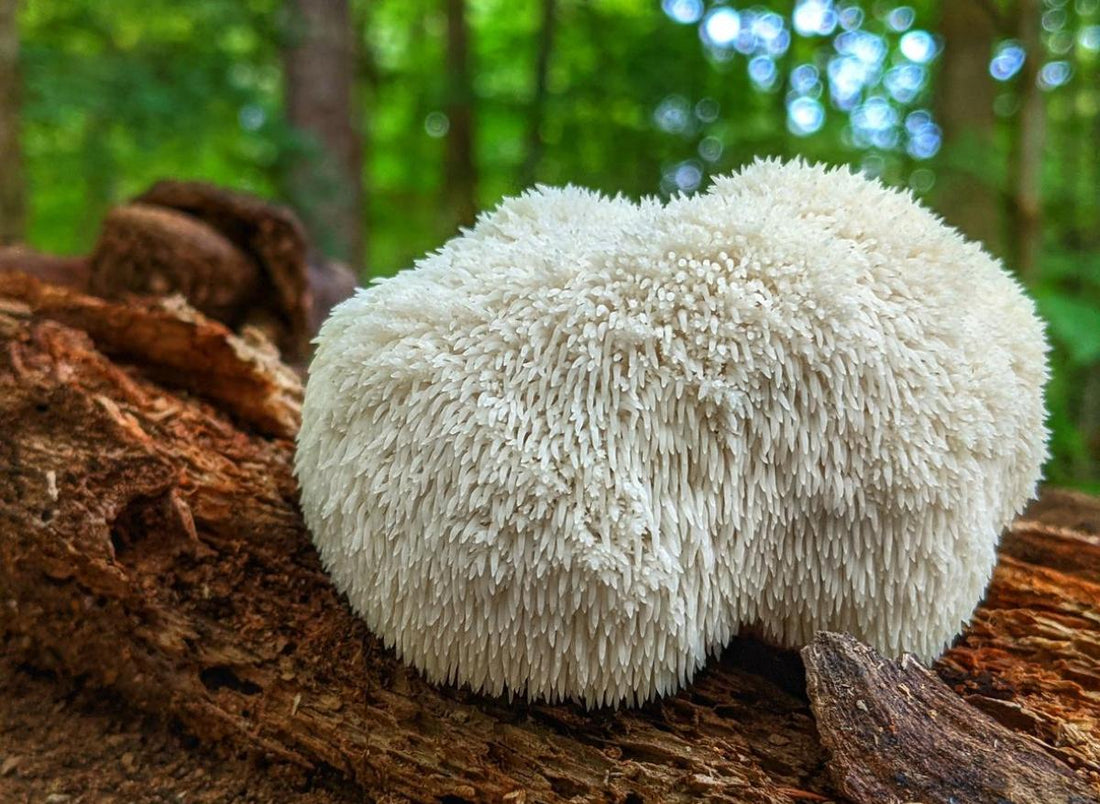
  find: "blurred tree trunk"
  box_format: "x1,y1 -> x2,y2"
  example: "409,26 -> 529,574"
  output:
1078,366 -> 1100,484
444,0 -> 478,227
283,0 -> 365,270
520,0 -> 556,186
934,1 -> 1002,256
0,0 -> 26,245
1009,0 -> 1045,281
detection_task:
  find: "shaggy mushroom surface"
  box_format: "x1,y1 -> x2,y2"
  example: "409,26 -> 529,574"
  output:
295,159 -> 1049,708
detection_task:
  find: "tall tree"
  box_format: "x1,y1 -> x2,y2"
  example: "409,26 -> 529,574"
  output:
520,0 -> 557,187
1009,0 -> 1045,281
283,0 -> 365,269
0,0 -> 26,245
934,1 -> 1002,256
444,0 -> 478,228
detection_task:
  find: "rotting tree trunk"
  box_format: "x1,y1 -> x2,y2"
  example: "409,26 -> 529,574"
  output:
283,0 -> 365,269
133,180 -> 316,362
89,205 -> 263,326
806,633 -> 1097,803
1,276 -> 1099,802
0,0 -> 26,245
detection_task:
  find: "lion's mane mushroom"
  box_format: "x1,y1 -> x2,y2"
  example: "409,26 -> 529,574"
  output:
295,159 -> 1049,708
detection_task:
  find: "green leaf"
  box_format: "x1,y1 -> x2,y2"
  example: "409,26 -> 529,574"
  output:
1036,292 -> 1100,365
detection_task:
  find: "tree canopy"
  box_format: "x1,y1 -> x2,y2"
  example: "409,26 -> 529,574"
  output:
10,0 -> 1100,489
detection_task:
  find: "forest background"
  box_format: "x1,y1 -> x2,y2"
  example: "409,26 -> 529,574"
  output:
0,0 -> 1097,489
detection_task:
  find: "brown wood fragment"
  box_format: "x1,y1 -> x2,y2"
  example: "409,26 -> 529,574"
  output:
803,632 -> 1098,804
0,244 -> 90,289
0,272 -> 300,439
134,180 -> 314,360
89,205 -> 262,326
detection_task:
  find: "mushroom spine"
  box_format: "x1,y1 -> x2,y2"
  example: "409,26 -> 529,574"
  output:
295,159 -> 1049,708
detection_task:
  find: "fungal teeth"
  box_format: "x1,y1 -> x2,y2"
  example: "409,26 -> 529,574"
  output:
295,157 -> 1050,711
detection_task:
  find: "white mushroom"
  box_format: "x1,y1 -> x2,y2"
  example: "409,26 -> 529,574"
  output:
295,159 -> 1049,708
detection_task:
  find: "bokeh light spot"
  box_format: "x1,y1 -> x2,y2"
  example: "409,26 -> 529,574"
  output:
701,7 -> 741,48
793,0 -> 837,36
749,55 -> 779,89
788,96 -> 825,135
654,95 -> 693,133
791,64 -> 819,94
695,98 -> 720,123
909,167 -> 935,194
887,6 -> 915,33
424,111 -> 449,138
662,0 -> 704,25
698,136 -> 724,162
899,30 -> 937,63
1038,61 -> 1073,90
989,41 -> 1026,81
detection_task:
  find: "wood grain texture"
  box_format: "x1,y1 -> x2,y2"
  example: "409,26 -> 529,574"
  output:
805,632 -> 1097,804
1,278 -> 1098,803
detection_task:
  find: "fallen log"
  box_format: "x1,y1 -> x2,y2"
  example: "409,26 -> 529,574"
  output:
0,278 -> 1098,802
7,181 -> 357,367
0,272 -> 300,439
805,632 -> 1097,804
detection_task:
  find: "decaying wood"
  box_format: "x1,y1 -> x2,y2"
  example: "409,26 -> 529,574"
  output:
0,244 -> 90,289
935,521 -> 1100,776
0,272 -> 300,439
135,180 -> 314,360
0,282 -> 809,803
1,279 -> 1099,802
2,183 -> 356,366
90,205 -> 262,325
805,632 -> 1097,804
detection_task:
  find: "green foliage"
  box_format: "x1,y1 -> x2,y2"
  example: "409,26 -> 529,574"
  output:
15,0 -> 1100,489
19,0 -> 288,253
1038,291 -> 1100,366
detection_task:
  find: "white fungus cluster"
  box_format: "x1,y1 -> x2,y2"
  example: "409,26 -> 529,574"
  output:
295,159 -> 1049,708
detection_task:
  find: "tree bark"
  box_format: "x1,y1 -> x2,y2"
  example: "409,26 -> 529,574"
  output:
283,0 -> 365,270
0,0 -> 26,245
806,633 -> 1096,803
1009,0 -> 1046,281
520,0 -> 557,187
934,2 -> 1003,255
444,0 -> 478,228
1,277 -> 1098,802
